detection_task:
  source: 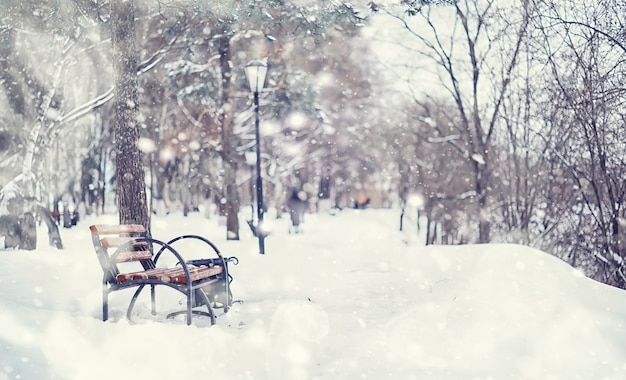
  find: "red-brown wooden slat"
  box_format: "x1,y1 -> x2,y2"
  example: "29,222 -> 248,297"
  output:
116,268 -> 170,282
116,266 -> 223,283
90,224 -> 146,235
112,250 -> 153,263
100,237 -> 148,249
168,266 -> 223,284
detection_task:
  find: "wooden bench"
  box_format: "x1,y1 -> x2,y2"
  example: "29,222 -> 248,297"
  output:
89,224 -> 237,326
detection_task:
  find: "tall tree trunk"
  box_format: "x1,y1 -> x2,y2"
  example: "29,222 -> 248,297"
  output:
110,0 -> 149,229
475,159 -> 490,243
217,34 -> 239,240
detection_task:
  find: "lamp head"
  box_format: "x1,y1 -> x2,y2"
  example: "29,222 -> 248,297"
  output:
245,59 -> 268,93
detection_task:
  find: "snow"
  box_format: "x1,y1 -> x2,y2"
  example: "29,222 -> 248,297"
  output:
1,208 -> 626,379
471,153 -> 486,165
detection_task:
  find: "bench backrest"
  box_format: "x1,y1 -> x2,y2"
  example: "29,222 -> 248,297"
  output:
90,224 -> 151,283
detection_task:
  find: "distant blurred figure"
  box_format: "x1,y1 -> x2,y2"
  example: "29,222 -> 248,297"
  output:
287,189 -> 308,234
354,195 -> 370,209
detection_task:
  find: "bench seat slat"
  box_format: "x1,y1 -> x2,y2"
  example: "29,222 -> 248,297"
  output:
112,250 -> 153,263
116,265 -> 223,284
168,266 -> 223,284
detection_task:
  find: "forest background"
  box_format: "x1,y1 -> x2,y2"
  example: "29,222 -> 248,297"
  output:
1,0 -> 626,290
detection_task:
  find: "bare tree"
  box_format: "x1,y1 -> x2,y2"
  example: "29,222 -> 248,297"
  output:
382,0 -> 532,242
530,0 -> 626,287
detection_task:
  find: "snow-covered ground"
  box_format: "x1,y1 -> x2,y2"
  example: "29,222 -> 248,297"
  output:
1,208 -> 625,380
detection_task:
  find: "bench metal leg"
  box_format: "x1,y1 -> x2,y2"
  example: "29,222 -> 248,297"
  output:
127,284 -> 147,321
167,288 -> 216,325
197,288 -> 216,325
151,285 -> 156,315
187,290 -> 193,325
103,285 -> 109,322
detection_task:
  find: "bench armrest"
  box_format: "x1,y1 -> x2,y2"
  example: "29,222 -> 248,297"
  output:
163,234 -> 228,267
114,237 -> 198,285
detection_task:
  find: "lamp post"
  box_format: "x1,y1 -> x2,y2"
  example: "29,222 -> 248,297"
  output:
245,59 -> 268,254
245,151 -> 256,222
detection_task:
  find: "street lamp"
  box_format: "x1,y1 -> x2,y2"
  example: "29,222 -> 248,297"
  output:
244,59 -> 268,254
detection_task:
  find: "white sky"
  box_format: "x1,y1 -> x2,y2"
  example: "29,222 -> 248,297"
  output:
1,207 -> 625,379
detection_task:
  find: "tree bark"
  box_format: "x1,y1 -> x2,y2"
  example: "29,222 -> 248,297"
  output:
36,205 -> 63,249
217,34 -> 239,240
110,0 -> 149,229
